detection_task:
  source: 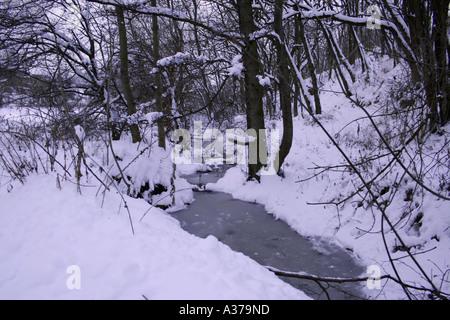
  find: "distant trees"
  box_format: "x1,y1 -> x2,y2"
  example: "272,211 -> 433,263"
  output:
397,0 -> 450,130
1,0 -> 448,173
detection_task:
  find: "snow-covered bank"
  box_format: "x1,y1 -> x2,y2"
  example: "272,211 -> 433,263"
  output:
0,173 -> 310,300
207,57 -> 450,299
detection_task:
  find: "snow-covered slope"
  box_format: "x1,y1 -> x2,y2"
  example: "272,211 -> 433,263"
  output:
0,173 -> 309,300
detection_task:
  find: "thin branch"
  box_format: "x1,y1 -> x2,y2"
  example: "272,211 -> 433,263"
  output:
266,266 -> 449,299
348,97 -> 450,201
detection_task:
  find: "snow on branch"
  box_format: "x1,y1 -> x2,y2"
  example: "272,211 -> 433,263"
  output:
85,0 -> 241,44
157,52 -> 192,68
227,54 -> 244,79
281,3 -> 417,66
86,0 -> 187,19
283,2 -> 395,32
266,266 -> 449,299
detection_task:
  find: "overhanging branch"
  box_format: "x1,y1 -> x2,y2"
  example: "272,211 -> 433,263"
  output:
86,0 -> 241,44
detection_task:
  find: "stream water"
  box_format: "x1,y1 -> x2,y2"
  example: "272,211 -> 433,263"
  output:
172,166 -> 367,300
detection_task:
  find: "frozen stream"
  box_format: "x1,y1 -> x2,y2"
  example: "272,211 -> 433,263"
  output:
173,167 -> 367,300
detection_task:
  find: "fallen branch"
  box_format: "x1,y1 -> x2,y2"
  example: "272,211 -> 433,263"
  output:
266,266 -> 385,284
266,266 -> 449,300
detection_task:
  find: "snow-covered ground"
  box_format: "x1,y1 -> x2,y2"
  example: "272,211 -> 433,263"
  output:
0,173 -> 309,300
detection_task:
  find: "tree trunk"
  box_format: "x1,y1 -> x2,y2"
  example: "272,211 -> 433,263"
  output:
237,0 -> 266,181
320,21 -> 352,97
298,12 -> 322,115
352,26 -> 369,73
193,0 -> 211,104
116,6 -> 141,143
274,0 -> 292,173
293,8 -> 313,114
346,0 -> 359,66
402,0 -> 450,130
151,0 -> 165,149
431,0 -> 450,125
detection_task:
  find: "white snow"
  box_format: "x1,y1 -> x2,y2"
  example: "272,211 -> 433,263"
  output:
74,125 -> 85,141
257,75 -> 271,88
0,119 -> 310,300
157,52 -> 191,67
0,173 -> 309,300
96,0 -> 188,20
227,55 -> 244,79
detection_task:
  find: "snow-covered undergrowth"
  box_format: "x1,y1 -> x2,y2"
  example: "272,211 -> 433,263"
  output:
209,56 -> 450,299
102,141 -> 193,211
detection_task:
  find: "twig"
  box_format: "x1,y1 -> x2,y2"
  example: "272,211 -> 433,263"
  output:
0,129 -> 72,177
349,96 -> 450,201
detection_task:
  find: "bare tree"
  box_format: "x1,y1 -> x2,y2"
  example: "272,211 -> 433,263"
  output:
274,0 -> 293,173
236,0 -> 267,180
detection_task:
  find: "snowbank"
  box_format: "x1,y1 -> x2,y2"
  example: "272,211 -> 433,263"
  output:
0,174 -> 310,300
104,141 -> 194,211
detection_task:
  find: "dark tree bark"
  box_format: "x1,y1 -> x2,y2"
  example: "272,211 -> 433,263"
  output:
351,26 -> 369,73
402,0 -> 449,130
116,5 -> 141,143
293,11 -> 301,118
151,0 -> 165,149
297,11 -> 321,115
274,0 -> 292,173
237,0 -> 266,181
431,0 -> 450,124
345,0 -> 359,66
320,21 -> 353,97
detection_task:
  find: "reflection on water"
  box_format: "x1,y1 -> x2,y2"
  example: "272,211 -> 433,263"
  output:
174,167 -> 367,300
